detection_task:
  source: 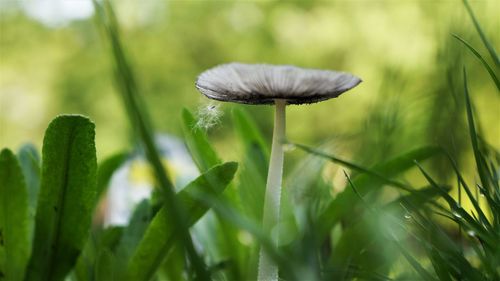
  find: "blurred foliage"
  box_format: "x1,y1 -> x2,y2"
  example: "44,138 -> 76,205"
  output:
0,1 -> 499,280
1,0 -> 498,164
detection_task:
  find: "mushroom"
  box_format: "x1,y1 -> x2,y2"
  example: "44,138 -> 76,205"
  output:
195,63 -> 361,281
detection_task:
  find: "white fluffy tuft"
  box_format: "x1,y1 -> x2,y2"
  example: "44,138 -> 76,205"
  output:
195,101 -> 222,130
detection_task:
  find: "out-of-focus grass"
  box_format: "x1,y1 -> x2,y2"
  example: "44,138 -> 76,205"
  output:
0,1 -> 498,280
0,0 -> 498,162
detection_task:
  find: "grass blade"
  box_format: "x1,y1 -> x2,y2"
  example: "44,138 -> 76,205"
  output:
96,152 -> 128,198
0,149 -> 31,281
186,189 -> 299,281
232,108 -> 269,220
315,146 -> 439,240
394,242 -> 438,281
463,68 -> 492,192
452,34 -> 500,91
93,1 -> 210,278
182,109 -> 221,172
113,200 -> 152,276
95,249 -> 115,281
462,0 -> 500,67
232,108 -> 269,157
292,143 -> 437,192
125,162 -> 238,281
25,115 -> 97,281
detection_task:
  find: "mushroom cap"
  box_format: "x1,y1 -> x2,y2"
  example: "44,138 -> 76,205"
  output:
195,63 -> 362,105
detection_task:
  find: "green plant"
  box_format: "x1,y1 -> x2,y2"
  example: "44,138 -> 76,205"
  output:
0,0 -> 497,280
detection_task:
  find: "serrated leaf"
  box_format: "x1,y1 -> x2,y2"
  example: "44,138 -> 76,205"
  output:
0,149 -> 31,281
25,115 -> 98,281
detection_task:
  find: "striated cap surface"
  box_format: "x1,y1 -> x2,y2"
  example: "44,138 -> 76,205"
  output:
195,63 -> 362,105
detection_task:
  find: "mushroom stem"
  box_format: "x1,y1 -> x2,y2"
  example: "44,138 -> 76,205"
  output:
258,99 -> 286,281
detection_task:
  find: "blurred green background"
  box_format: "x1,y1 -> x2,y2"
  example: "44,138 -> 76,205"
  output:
0,0 -> 498,170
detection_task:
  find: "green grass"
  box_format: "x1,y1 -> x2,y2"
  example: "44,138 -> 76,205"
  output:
0,0 -> 498,280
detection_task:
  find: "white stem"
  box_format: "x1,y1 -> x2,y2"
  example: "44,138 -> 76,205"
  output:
258,99 -> 286,281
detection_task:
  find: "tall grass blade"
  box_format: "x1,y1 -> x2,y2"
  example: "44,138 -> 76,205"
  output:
187,188 -> 299,281
0,149 -> 31,281
96,152 -> 128,198
233,108 -> 269,220
292,142 -> 426,191
452,34 -> 500,91
125,162 -> 237,281
182,109 -> 221,172
463,69 -> 492,192
93,1 -> 210,278
297,145 -> 438,247
462,0 -> 500,67
113,200 -> 153,275
394,242 -> 438,281
25,115 -> 97,281
415,161 -> 496,247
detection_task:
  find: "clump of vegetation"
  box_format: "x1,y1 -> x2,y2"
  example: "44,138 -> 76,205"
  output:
0,0 -> 498,280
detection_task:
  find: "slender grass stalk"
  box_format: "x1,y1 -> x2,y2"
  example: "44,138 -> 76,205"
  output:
92,1 -> 209,280
452,34 -> 500,91
258,99 -> 286,281
462,0 -> 500,67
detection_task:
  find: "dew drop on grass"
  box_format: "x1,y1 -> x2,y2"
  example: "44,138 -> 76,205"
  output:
404,213 -> 412,220
237,230 -> 254,246
452,210 -> 462,219
466,230 -> 476,237
283,143 -> 296,152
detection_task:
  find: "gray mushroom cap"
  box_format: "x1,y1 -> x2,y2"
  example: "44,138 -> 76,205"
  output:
195,63 -> 362,105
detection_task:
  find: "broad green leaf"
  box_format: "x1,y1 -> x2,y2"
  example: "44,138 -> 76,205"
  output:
232,108 -> 269,220
25,115 -> 98,281
16,144 -> 40,253
158,245 -> 185,281
113,200 -> 152,277
17,143 -> 41,213
0,149 -> 30,281
74,226 -> 124,281
182,108 -> 221,172
125,162 -> 238,281
95,249 -> 115,281
232,108 -> 269,157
